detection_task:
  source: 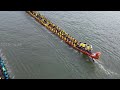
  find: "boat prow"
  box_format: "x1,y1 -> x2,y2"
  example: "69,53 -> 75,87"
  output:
90,52 -> 101,60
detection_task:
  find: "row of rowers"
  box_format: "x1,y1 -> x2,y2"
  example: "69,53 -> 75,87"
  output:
29,11 -> 57,27
29,11 -> 93,54
0,62 -> 9,79
29,11 -> 48,24
48,24 -> 93,54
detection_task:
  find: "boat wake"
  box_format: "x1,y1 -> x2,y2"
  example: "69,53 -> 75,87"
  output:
94,60 -> 119,77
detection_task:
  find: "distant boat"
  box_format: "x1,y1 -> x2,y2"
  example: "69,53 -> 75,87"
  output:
0,49 -> 11,79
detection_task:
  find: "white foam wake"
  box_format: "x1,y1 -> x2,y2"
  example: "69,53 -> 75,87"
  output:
94,60 -> 119,77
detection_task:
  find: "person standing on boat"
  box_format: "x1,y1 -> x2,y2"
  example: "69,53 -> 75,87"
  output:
83,43 -> 86,50
89,45 -> 93,53
85,45 -> 92,54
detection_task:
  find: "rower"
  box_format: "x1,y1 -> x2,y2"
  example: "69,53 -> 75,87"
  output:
61,34 -> 64,39
53,28 -> 55,33
58,32 -> 60,36
79,42 -> 83,48
81,43 -> 86,50
89,45 -> 93,54
65,35 -> 68,42
69,36 -> 72,44
0,62 -> 4,67
60,33 -> 62,38
85,45 -> 90,53
66,35 -> 69,42
55,29 -> 58,33
71,37 -> 74,42
85,45 -> 92,53
72,38 -> 75,42
64,37 -> 67,41
68,39 -> 72,44
36,13 -> 40,18
72,39 -> 75,46
71,41 -> 74,46
73,42 -> 76,47
38,14 -> 42,20
83,43 -> 87,50
43,19 -> 47,24
74,39 -> 77,44
62,31 -> 65,36
66,37 -> 68,42
57,29 -> 60,33
69,36 -> 72,40
2,66 -> 6,72
59,31 -> 61,35
4,72 -> 9,78
76,40 -> 79,46
77,42 -> 82,49
0,68 -> 2,75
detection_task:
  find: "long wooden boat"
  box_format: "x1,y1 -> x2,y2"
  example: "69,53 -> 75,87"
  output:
26,11 -> 101,61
